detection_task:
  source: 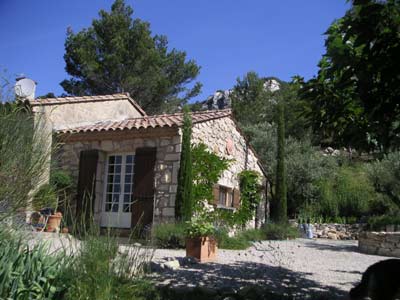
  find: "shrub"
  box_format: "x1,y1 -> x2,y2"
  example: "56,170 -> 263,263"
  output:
214,229 -> 251,250
263,223 -> 299,240
367,151 -> 400,210
32,183 -> 58,211
50,169 -> 74,191
312,164 -> 378,219
152,222 -> 186,249
367,215 -> 400,231
239,228 -> 265,241
215,228 -> 265,250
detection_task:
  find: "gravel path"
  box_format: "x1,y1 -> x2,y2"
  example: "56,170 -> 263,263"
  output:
151,238 -> 394,298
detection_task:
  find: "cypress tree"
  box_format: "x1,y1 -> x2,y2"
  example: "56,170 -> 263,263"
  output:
274,100 -> 287,223
175,106 -> 193,221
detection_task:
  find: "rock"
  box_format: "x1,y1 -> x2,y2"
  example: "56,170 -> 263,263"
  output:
164,259 -> 180,270
326,147 -> 334,153
327,232 -> 338,240
202,90 -> 232,110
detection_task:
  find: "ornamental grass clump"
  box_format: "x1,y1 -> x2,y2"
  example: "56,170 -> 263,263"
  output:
0,228 -> 69,299
61,232 -> 157,300
0,103 -> 51,221
152,222 -> 186,249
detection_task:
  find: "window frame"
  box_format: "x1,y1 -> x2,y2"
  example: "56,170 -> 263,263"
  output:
217,185 -> 234,209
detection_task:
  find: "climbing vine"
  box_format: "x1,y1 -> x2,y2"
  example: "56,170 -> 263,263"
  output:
218,170 -> 262,227
191,143 -> 230,220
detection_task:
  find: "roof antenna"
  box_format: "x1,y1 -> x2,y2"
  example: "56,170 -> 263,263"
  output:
14,75 -> 37,100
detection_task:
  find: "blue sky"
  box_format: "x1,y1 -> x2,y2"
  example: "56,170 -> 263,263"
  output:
0,0 -> 349,102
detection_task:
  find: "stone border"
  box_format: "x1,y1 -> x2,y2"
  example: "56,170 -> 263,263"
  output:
358,231 -> 400,257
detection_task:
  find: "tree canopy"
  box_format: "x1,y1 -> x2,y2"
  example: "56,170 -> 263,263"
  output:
61,0 -> 201,114
300,0 -> 400,152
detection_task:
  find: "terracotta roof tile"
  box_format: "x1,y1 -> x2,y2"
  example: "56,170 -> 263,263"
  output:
57,109 -> 232,134
29,93 -> 146,116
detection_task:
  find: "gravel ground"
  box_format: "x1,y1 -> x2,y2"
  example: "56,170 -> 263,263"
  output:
151,238 -> 394,298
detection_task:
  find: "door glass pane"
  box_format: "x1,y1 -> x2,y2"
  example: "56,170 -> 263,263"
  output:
114,175 -> 121,183
123,155 -> 135,213
219,187 -> 227,206
125,175 -> 132,184
104,155 -> 123,212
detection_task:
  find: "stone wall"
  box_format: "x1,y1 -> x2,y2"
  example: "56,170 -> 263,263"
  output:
312,223 -> 363,240
191,117 -> 266,226
358,231 -> 400,257
56,129 -> 181,225
192,117 -> 264,188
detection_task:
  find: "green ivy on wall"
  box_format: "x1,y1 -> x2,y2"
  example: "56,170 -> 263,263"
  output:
217,170 -> 262,227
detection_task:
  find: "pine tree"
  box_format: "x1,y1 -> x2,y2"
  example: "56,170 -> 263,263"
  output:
61,0 -> 201,114
274,100 -> 287,223
175,106 -> 193,221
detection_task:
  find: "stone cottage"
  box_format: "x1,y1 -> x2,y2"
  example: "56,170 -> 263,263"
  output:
28,93 -> 266,230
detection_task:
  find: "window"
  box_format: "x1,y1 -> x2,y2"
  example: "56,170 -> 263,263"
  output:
104,154 -> 135,213
218,186 -> 233,207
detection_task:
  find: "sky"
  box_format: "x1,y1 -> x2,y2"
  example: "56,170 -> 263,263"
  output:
0,0 -> 349,102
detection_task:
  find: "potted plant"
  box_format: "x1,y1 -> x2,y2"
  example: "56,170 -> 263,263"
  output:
32,184 -> 63,233
185,217 -> 217,262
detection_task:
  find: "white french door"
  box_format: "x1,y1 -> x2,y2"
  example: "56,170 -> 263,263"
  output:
100,154 -> 135,228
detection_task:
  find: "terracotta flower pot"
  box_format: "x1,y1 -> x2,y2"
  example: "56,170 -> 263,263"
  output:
46,215 -> 62,233
186,236 -> 217,262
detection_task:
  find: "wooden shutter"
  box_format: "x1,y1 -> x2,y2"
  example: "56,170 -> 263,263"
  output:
132,147 -> 157,228
212,185 -> 220,205
76,149 -> 99,219
233,188 -> 240,208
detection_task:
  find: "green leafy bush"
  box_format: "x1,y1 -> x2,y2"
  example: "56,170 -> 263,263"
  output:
215,228 -> 265,250
311,164 -> 378,219
367,215 -> 400,231
152,222 -> 186,249
263,223 -> 299,240
32,183 -> 58,211
367,152 -> 400,211
239,228 -> 265,241
214,228 -> 251,250
50,169 -> 74,191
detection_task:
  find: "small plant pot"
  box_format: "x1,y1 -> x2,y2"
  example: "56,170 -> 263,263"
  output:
186,236 -> 217,262
46,215 -> 62,233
